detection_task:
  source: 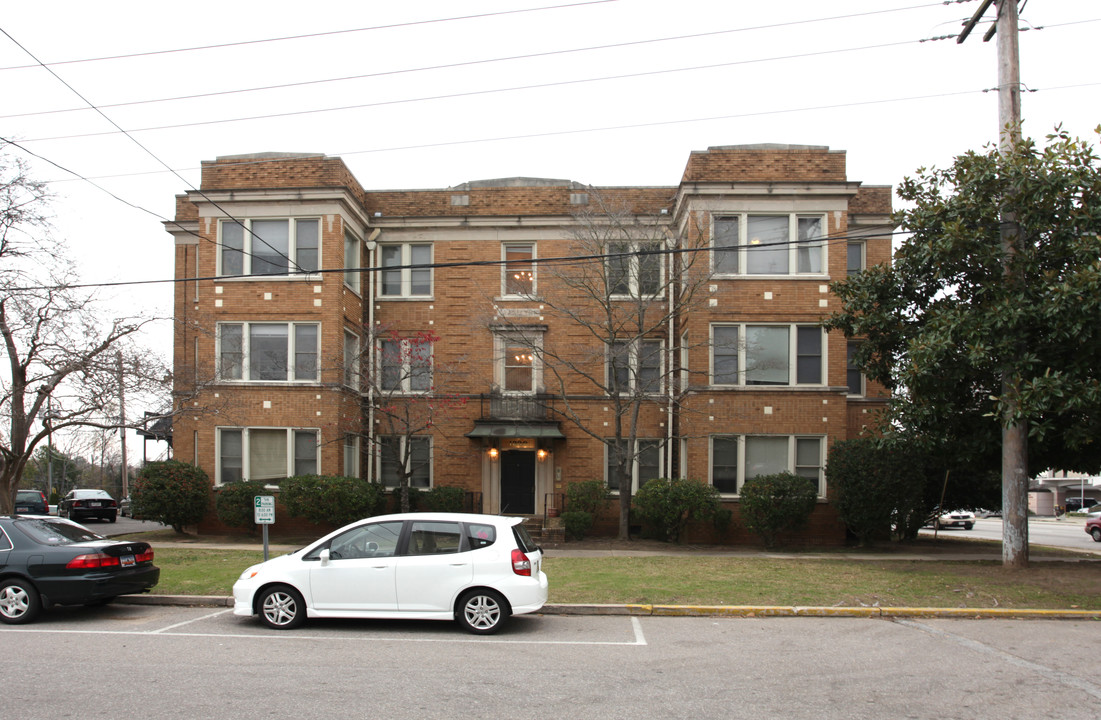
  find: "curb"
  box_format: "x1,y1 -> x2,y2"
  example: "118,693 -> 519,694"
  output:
117,595 -> 1101,620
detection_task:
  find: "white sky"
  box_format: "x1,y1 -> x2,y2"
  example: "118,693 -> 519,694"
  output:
1,0 -> 1098,462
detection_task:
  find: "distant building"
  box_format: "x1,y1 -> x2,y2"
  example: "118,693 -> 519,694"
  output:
165,144 -> 892,544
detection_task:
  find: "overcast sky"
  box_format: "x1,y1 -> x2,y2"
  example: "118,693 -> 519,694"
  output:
1,0 -> 1098,460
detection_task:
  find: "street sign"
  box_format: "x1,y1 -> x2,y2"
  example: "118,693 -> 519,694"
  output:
254,495 -> 275,525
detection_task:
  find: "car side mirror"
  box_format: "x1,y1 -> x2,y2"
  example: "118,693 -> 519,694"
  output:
319,548 -> 330,566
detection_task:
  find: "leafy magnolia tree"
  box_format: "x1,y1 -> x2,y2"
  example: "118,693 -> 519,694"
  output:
825,129 -> 1101,567
493,191 -> 713,539
356,327 -> 468,513
0,152 -> 166,514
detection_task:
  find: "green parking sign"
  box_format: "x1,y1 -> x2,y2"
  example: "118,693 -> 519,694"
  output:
254,495 -> 275,525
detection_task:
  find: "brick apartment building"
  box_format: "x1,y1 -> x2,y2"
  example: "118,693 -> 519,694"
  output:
165,144 -> 892,544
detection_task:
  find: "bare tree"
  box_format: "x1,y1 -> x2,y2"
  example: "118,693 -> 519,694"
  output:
0,152 -> 165,513
350,326 -> 469,512
493,190 -> 714,539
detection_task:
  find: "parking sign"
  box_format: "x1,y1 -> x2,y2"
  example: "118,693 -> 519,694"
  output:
254,495 -> 275,525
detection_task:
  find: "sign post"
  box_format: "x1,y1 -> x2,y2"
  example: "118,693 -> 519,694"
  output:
254,495 -> 275,561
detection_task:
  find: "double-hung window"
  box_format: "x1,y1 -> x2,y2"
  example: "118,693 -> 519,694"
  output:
607,241 -> 662,297
380,243 -> 432,297
379,337 -> 433,392
711,214 -> 826,276
847,241 -> 865,277
710,435 -> 824,496
344,231 -> 361,293
344,330 -> 360,389
710,324 -> 824,386
219,218 -> 320,277
606,439 -> 662,493
503,243 -> 535,297
218,322 -> 318,382
494,331 -> 542,394
846,341 -> 865,396
378,435 -> 431,488
217,427 -> 318,484
608,339 -> 663,395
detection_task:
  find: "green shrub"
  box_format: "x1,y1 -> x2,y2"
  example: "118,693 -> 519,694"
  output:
215,481 -> 270,530
390,486 -> 421,513
420,485 -> 466,512
566,479 -> 609,516
632,478 -> 721,543
561,511 -> 594,541
738,472 -> 818,548
279,475 -> 386,526
827,437 -> 931,544
131,460 -> 210,533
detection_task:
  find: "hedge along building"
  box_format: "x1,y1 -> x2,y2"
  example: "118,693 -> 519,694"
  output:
165,144 -> 892,543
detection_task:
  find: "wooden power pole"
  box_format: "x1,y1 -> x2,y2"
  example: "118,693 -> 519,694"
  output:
958,0 -> 1028,568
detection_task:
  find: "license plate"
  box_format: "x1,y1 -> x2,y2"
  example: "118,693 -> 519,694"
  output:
16,506 -> 29,512
121,555 -> 135,567
89,501 -> 101,507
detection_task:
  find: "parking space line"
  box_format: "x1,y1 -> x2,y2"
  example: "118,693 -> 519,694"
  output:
152,608 -> 232,633
895,619 -> 1101,700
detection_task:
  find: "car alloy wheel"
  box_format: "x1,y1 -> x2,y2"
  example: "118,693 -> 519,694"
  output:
0,579 -> 41,625
1092,528 -> 1101,543
458,589 -> 508,635
258,586 -> 306,629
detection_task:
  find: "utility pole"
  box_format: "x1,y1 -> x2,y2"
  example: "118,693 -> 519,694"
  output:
117,351 -> 129,500
958,0 -> 1027,568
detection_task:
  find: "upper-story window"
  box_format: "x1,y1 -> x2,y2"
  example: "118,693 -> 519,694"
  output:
712,214 -> 826,276
846,341 -> 865,396
380,243 -> 432,297
494,331 -> 543,394
218,322 -> 318,382
608,339 -> 663,395
344,330 -> 360,389
379,337 -> 432,392
503,243 -> 535,297
219,218 -> 320,277
847,241 -> 866,276
711,324 -> 824,386
344,231 -> 361,293
607,241 -> 662,297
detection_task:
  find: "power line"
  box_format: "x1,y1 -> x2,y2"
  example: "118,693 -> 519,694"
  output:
0,1 -> 621,71
0,2 -> 948,121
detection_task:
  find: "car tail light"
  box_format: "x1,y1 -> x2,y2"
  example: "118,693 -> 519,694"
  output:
511,548 -> 532,576
72,500 -> 84,507
66,553 -> 121,569
136,548 -> 154,563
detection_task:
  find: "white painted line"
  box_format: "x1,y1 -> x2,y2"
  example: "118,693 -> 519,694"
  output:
631,616 -> 647,645
895,620 -> 1101,700
152,608 -> 233,634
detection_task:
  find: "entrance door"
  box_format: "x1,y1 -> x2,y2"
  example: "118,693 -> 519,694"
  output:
500,450 -> 535,514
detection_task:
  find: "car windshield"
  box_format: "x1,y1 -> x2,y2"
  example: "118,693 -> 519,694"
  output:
15,518 -> 105,545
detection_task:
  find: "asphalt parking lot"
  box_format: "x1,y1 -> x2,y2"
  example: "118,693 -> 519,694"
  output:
4,603 -> 1099,719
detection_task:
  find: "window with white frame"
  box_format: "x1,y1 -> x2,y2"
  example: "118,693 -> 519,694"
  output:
219,218 -> 320,277
711,214 -> 826,276
710,435 -> 824,496
378,435 -> 431,488
379,337 -> 432,392
607,241 -> 662,297
344,231 -> 361,293
503,243 -> 535,297
710,324 -> 824,386
846,341 -> 864,396
344,330 -> 359,389
217,427 -> 319,484
380,243 -> 432,297
606,439 -> 662,493
495,331 -> 542,394
847,241 -> 865,277
343,434 -> 360,477
218,322 -> 318,382
608,339 -> 663,394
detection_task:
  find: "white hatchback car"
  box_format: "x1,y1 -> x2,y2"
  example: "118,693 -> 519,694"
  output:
232,512 -> 548,634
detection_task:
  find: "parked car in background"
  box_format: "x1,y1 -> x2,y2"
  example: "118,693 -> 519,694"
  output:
58,489 -> 118,523
1086,516 -> 1101,543
233,512 -> 548,635
0,515 -> 159,624
119,496 -> 132,518
1065,498 -> 1098,514
929,509 -> 975,530
14,489 -> 48,515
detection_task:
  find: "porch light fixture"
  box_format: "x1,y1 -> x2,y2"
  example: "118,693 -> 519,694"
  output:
537,449 -> 549,462
488,447 -> 499,460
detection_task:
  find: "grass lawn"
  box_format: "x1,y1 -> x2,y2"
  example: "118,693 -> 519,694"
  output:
140,536 -> 1101,610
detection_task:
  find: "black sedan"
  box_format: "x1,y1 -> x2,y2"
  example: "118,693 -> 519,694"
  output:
58,488 -> 118,523
0,515 -> 159,624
